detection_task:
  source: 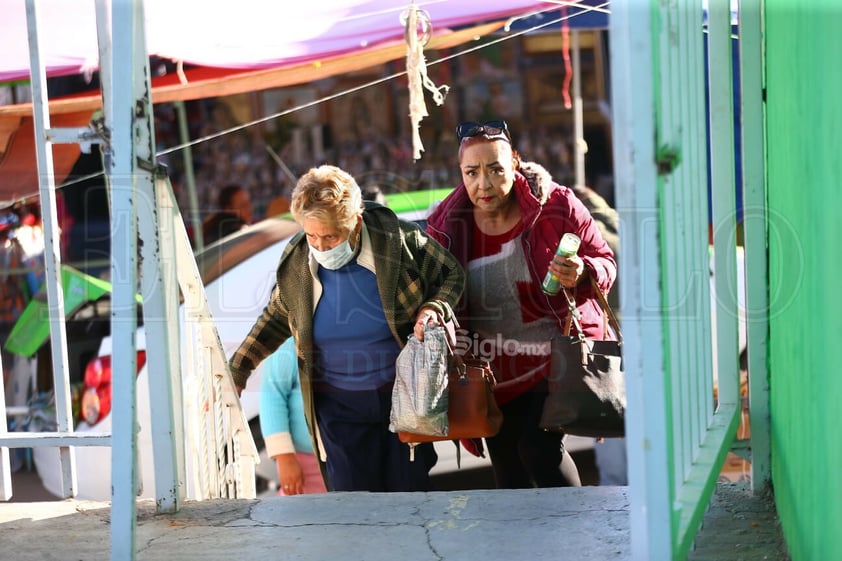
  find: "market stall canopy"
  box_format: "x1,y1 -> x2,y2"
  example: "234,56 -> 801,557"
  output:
0,0 -> 558,83
0,110 -> 92,206
0,17 -> 503,205
0,1 -> 610,204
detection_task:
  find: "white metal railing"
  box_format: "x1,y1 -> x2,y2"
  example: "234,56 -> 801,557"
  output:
611,0 -> 756,559
166,175 -> 258,500
0,0 -> 100,501
1,353 -> 9,499
2,2 -> 257,559
737,0 -> 771,493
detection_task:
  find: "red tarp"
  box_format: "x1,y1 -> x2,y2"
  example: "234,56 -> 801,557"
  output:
0,111 -> 91,206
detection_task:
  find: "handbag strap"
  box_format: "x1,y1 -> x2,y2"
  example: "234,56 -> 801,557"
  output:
433,299 -> 459,348
562,276 -> 623,344
590,276 -> 622,343
430,300 -> 491,374
429,301 -> 469,375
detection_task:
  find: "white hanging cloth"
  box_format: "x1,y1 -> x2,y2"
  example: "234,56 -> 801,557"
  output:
403,4 -> 449,161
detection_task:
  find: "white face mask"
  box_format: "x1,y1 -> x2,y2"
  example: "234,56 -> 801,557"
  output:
309,238 -> 355,270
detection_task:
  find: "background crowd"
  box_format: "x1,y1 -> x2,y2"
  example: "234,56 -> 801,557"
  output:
156,97 -> 613,231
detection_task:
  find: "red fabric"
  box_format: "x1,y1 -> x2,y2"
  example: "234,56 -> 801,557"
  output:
0,112 -> 89,205
427,168 -> 615,406
560,4 -> 572,109
460,438 -> 486,458
426,171 -> 616,340
467,219 -> 554,405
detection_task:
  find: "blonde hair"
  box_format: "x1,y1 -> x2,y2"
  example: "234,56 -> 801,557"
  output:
290,165 -> 363,232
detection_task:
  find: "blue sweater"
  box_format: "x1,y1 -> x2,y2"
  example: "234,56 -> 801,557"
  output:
259,338 -> 314,456
312,262 -> 400,390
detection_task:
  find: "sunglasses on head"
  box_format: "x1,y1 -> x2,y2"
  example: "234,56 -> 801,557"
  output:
456,120 -> 511,143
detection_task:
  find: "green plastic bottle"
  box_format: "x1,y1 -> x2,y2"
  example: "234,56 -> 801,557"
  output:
541,233 -> 581,295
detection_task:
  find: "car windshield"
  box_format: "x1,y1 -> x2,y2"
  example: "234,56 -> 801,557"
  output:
193,188 -> 452,285
195,216 -> 302,285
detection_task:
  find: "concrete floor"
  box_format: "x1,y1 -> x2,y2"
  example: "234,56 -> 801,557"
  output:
0,481 -> 789,561
3,445 -> 789,560
689,483 -> 790,561
2,487 -> 631,561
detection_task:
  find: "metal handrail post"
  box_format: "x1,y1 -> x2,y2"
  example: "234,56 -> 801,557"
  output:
106,0 -> 142,557
24,0 -> 77,499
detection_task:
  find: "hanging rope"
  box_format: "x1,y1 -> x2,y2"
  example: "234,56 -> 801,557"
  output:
403,4 -> 449,161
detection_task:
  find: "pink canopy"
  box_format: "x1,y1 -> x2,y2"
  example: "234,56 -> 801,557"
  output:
1,1 -> 564,204
0,0 -> 553,83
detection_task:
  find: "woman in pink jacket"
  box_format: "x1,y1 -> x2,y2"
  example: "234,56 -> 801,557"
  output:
426,120 -> 616,489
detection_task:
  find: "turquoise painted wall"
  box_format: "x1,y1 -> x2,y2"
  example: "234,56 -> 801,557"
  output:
765,2 -> 842,559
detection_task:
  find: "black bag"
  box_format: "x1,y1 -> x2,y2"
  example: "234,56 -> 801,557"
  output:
539,278 -> 625,438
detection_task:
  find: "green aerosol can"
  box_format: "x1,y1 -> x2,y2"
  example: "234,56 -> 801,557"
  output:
541,233 -> 581,295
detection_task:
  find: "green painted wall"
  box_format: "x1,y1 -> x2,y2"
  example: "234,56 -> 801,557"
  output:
765,2 -> 842,559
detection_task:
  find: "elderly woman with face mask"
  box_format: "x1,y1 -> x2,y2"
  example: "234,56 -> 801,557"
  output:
426,120 -> 616,489
229,164 -> 464,493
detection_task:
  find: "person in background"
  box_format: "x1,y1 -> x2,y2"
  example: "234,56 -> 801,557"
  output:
360,183 -> 387,206
265,184 -> 293,218
202,184 -> 253,245
569,183 -> 619,314
229,164 -> 464,492
260,338 -> 328,495
1,208 -> 29,411
426,119 -> 616,489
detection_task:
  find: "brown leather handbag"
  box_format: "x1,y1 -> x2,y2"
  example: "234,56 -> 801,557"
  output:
397,305 -> 503,445
398,350 -> 503,444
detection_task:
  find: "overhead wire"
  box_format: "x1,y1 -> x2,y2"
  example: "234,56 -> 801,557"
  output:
158,1 -> 609,158
59,2 -> 610,189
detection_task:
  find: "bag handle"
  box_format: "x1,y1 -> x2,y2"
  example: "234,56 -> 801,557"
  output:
562,276 -> 623,343
590,276 -> 622,342
428,300 -> 488,377
427,300 -> 457,344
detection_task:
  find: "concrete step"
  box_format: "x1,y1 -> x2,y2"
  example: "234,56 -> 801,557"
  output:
1,487 -> 632,561
1,483 -> 787,560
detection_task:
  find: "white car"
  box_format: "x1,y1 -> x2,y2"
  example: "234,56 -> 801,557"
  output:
33,188 -> 522,499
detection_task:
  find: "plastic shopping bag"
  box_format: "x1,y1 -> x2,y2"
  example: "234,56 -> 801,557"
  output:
389,324 -> 449,437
